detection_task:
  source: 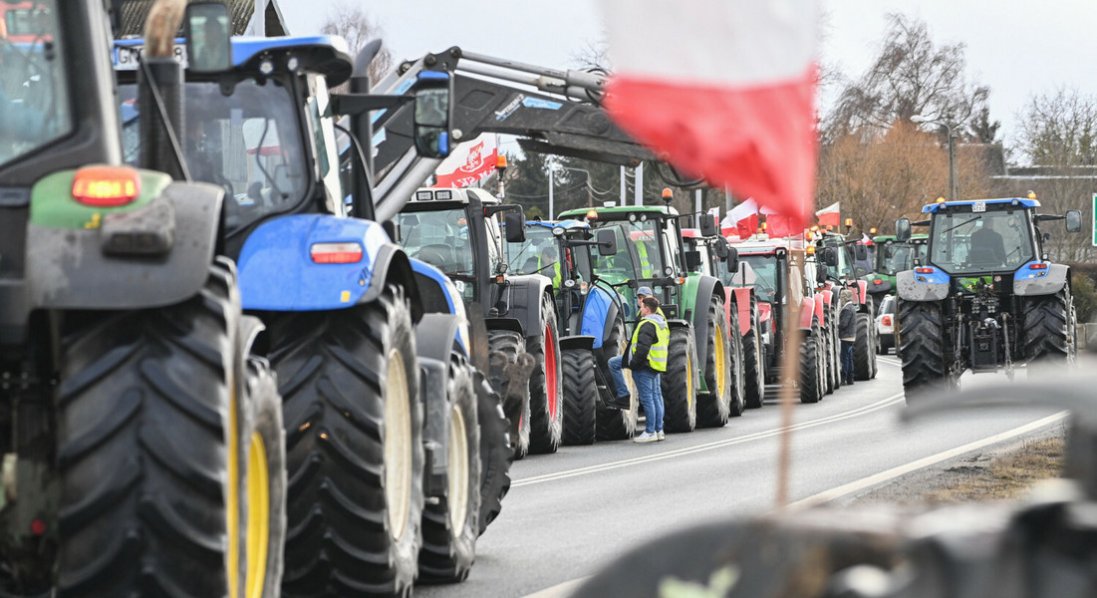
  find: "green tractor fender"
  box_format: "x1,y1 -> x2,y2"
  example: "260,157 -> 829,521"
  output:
1014,263 -> 1069,296
681,273 -> 724,348
26,171 -> 223,312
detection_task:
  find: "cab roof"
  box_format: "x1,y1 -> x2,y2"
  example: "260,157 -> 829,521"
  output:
558,205 -> 678,221
113,35 -> 353,85
922,197 -> 1039,213
409,187 -> 501,206
527,219 -> 589,231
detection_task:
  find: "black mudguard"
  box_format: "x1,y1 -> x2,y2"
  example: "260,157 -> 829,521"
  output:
501,273 -> 554,341
416,313 -> 463,364
27,181 -> 222,311
361,243 -> 423,323
417,355 -> 451,499
559,335 -> 596,352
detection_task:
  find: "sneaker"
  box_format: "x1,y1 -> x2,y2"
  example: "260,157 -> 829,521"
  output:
633,432 -> 658,444
657,431 -> 665,441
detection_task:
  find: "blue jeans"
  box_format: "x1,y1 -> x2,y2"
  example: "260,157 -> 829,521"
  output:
841,340 -> 855,382
633,369 -> 664,434
608,355 -> 628,402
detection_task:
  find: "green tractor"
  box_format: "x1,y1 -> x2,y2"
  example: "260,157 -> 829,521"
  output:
560,204 -> 742,433
1,2 -> 283,596
895,197 -> 1081,399
863,233 -> 928,311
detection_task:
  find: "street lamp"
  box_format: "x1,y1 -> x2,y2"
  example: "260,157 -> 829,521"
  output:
548,164 -> 594,219
911,115 -> 958,200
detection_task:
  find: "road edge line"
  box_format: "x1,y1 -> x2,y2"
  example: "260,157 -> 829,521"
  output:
786,411 -> 1068,511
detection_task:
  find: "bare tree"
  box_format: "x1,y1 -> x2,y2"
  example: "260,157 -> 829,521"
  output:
1017,89 -> 1097,262
824,14 -> 991,140
320,2 -> 391,84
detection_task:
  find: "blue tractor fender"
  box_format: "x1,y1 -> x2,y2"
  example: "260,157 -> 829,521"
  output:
1014,260 -> 1069,296
896,267 -> 950,302
237,214 -> 421,317
410,258 -> 470,356
579,285 -> 621,350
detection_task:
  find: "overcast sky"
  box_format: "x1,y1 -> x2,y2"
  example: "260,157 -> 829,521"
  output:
278,0 -> 1097,147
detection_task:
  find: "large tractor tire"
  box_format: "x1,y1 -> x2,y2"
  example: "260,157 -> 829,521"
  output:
271,286 -> 424,597
487,329 -> 531,460
853,313 -> 876,380
823,323 -> 837,395
743,296 -> 766,409
799,326 -> 823,404
561,348 -> 599,445
419,357 -> 481,584
697,295 -> 733,428
55,263 -> 275,597
527,293 -> 564,454
596,318 -> 638,441
1023,289 -> 1076,368
728,300 -> 747,418
236,353 -> 288,598
897,299 -> 950,401
473,369 -> 512,536
662,326 -> 699,434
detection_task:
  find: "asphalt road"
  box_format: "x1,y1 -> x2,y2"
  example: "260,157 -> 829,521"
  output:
419,355 -> 1067,598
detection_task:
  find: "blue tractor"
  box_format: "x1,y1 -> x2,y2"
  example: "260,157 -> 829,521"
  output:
505,220 -> 635,443
894,197 -> 1082,400
115,34 -> 510,591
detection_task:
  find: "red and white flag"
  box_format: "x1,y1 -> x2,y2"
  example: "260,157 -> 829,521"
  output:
433,136 -> 499,188
815,201 -> 840,228
599,0 -> 819,226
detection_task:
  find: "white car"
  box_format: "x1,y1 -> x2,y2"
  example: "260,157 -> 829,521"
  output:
875,294 -> 895,354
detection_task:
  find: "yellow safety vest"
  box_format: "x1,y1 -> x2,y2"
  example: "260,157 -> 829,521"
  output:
630,314 -> 670,372
537,255 -> 563,289
635,241 -> 654,278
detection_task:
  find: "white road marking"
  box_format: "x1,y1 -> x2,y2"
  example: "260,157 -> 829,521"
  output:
786,411 -> 1068,510
520,577 -> 589,598
512,393 -> 905,488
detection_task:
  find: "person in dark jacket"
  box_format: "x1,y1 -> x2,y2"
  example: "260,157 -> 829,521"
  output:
838,289 -> 858,385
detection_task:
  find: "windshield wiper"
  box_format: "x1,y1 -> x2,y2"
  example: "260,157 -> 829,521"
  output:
941,216 -> 980,234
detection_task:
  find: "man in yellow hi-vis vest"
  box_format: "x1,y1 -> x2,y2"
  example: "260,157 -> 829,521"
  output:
608,296 -> 669,443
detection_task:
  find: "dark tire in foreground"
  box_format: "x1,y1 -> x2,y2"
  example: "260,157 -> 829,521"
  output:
743,296 -> 766,409
662,326 -> 699,434
487,329 -> 531,460
799,326 -> 822,404
1023,289 -> 1075,367
271,286 -> 423,597
561,348 -> 598,445
55,263 -> 245,597
237,353 -> 288,598
419,357 -> 481,584
474,369 -> 512,536
527,293 -> 563,454
697,295 -> 732,428
897,299 -> 949,402
853,313 -> 875,380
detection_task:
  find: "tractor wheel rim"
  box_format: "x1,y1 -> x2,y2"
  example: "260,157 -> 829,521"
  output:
447,407 -> 470,533
544,324 -> 558,419
227,387 -> 241,598
714,325 -> 728,400
686,350 -> 694,412
245,432 -> 270,598
384,350 -> 413,541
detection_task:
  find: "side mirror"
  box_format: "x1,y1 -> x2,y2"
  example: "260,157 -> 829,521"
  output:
712,238 -> 729,260
184,1 -> 233,74
815,263 -> 828,283
895,217 -> 912,242
596,228 -> 618,256
699,214 -> 717,237
853,244 -> 868,261
503,210 -> 526,243
413,71 -> 454,159
684,250 -> 703,272
726,246 -> 739,273
1066,210 -> 1082,233
823,247 -> 839,268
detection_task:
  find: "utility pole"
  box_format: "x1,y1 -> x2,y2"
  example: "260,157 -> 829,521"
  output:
548,167 -> 554,219
634,163 -> 644,206
619,165 -> 626,206
694,189 -> 703,219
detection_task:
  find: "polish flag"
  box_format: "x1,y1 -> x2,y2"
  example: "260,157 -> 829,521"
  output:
599,0 -> 819,226
816,201 -> 840,228
721,198 -> 760,238
433,135 -> 499,188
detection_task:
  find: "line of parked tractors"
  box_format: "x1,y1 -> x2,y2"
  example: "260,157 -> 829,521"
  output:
2,2 -> 1083,596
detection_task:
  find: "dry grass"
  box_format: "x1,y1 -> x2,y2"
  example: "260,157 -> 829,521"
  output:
921,436 -> 1065,504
